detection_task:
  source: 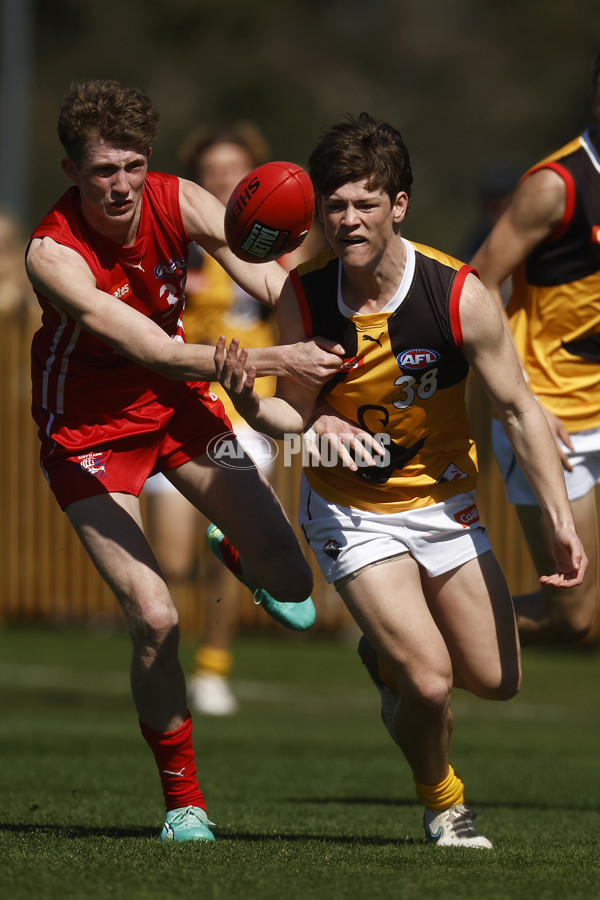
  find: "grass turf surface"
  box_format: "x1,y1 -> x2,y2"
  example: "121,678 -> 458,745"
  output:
0,625 -> 599,899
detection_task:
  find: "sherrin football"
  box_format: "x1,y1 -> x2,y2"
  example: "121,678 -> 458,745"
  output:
224,161 -> 315,263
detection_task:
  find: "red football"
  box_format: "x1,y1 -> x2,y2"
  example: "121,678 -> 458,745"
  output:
224,161 -> 315,263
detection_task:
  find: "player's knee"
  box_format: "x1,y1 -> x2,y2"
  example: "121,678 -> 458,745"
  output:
406,672 -> 452,718
471,664 -> 521,701
127,593 -> 180,648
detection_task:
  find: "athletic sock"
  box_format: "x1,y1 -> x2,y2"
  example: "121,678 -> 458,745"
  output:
218,533 -> 257,589
140,714 -> 206,812
193,645 -> 233,679
376,654 -> 397,692
414,764 -> 465,810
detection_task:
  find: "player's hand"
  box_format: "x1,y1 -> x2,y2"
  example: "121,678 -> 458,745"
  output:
214,336 -> 260,419
538,403 -> 574,472
307,406 -> 387,472
284,336 -> 345,391
540,525 -> 588,588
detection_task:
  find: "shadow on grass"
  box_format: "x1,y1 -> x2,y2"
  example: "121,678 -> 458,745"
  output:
290,795 -> 600,812
0,820 -> 422,846
0,822 -> 157,839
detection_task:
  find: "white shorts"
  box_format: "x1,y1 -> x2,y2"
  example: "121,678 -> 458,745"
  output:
492,418 -> 600,506
298,473 -> 491,584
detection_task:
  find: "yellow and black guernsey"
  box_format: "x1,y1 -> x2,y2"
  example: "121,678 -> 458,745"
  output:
289,240 -> 478,513
508,125 -> 600,432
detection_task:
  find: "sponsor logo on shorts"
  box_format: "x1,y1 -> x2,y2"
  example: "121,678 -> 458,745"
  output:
77,451 -> 109,477
154,257 -> 186,278
323,539 -> 341,560
206,431 -> 279,470
396,348 -> 441,370
453,503 -> 480,528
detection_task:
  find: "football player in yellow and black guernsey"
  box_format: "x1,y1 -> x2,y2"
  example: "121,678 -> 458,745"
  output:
472,49 -> 600,647
214,113 -> 586,849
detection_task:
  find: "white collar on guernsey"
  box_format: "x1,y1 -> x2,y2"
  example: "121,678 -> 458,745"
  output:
337,238 -> 416,317
581,126 -> 600,174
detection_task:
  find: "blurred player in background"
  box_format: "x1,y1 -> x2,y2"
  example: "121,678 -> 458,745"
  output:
214,113 -> 586,848
471,50 -> 600,646
25,79 -> 342,842
145,122 -> 326,715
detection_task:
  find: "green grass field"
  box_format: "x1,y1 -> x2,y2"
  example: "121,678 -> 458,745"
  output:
1,624 -> 599,900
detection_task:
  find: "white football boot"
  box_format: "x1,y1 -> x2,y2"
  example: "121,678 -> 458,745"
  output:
423,804 -> 493,849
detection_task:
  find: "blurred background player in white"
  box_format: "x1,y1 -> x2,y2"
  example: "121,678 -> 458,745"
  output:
471,50 -> 600,645
145,122 -> 326,715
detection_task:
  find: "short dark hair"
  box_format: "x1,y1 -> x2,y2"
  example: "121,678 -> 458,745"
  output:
57,79 -> 159,165
308,112 -> 413,203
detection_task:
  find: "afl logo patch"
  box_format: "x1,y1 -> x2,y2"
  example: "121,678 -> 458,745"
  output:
396,348 -> 441,370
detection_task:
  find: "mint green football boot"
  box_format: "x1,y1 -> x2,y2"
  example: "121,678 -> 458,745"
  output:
206,523 -> 316,631
159,806 -> 216,842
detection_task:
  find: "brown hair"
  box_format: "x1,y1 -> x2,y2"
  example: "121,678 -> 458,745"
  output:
57,79 -> 159,164
178,121 -> 270,180
308,112 -> 413,203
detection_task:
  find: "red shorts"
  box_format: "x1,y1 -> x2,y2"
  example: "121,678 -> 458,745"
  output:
34,381 -> 233,510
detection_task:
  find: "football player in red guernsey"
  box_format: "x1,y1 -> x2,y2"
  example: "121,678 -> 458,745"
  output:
215,113 -> 587,849
25,79 -> 344,842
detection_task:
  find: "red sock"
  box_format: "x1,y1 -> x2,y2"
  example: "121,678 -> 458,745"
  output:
140,714 -> 206,812
219,534 -> 244,578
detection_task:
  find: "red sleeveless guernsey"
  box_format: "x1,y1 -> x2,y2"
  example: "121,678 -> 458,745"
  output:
30,172 -> 191,417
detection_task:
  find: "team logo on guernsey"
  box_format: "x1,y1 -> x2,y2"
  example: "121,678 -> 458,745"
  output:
453,503 -> 480,528
436,462 -> 468,484
77,451 -> 109,478
396,348 -> 440,370
338,357 -> 364,373
154,257 -> 186,278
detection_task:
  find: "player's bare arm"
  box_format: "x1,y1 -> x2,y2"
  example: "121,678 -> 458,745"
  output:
215,336 -> 317,436
471,168 -> 575,468
178,178 -> 345,388
26,237 -> 343,389
179,177 -> 287,310
459,273 -> 587,587
471,168 -> 567,308
26,236 -> 225,380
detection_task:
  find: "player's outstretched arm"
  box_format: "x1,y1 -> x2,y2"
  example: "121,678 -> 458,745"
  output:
459,274 -> 587,588
179,178 -> 286,309
215,336 -> 314,438
26,237 -> 343,390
